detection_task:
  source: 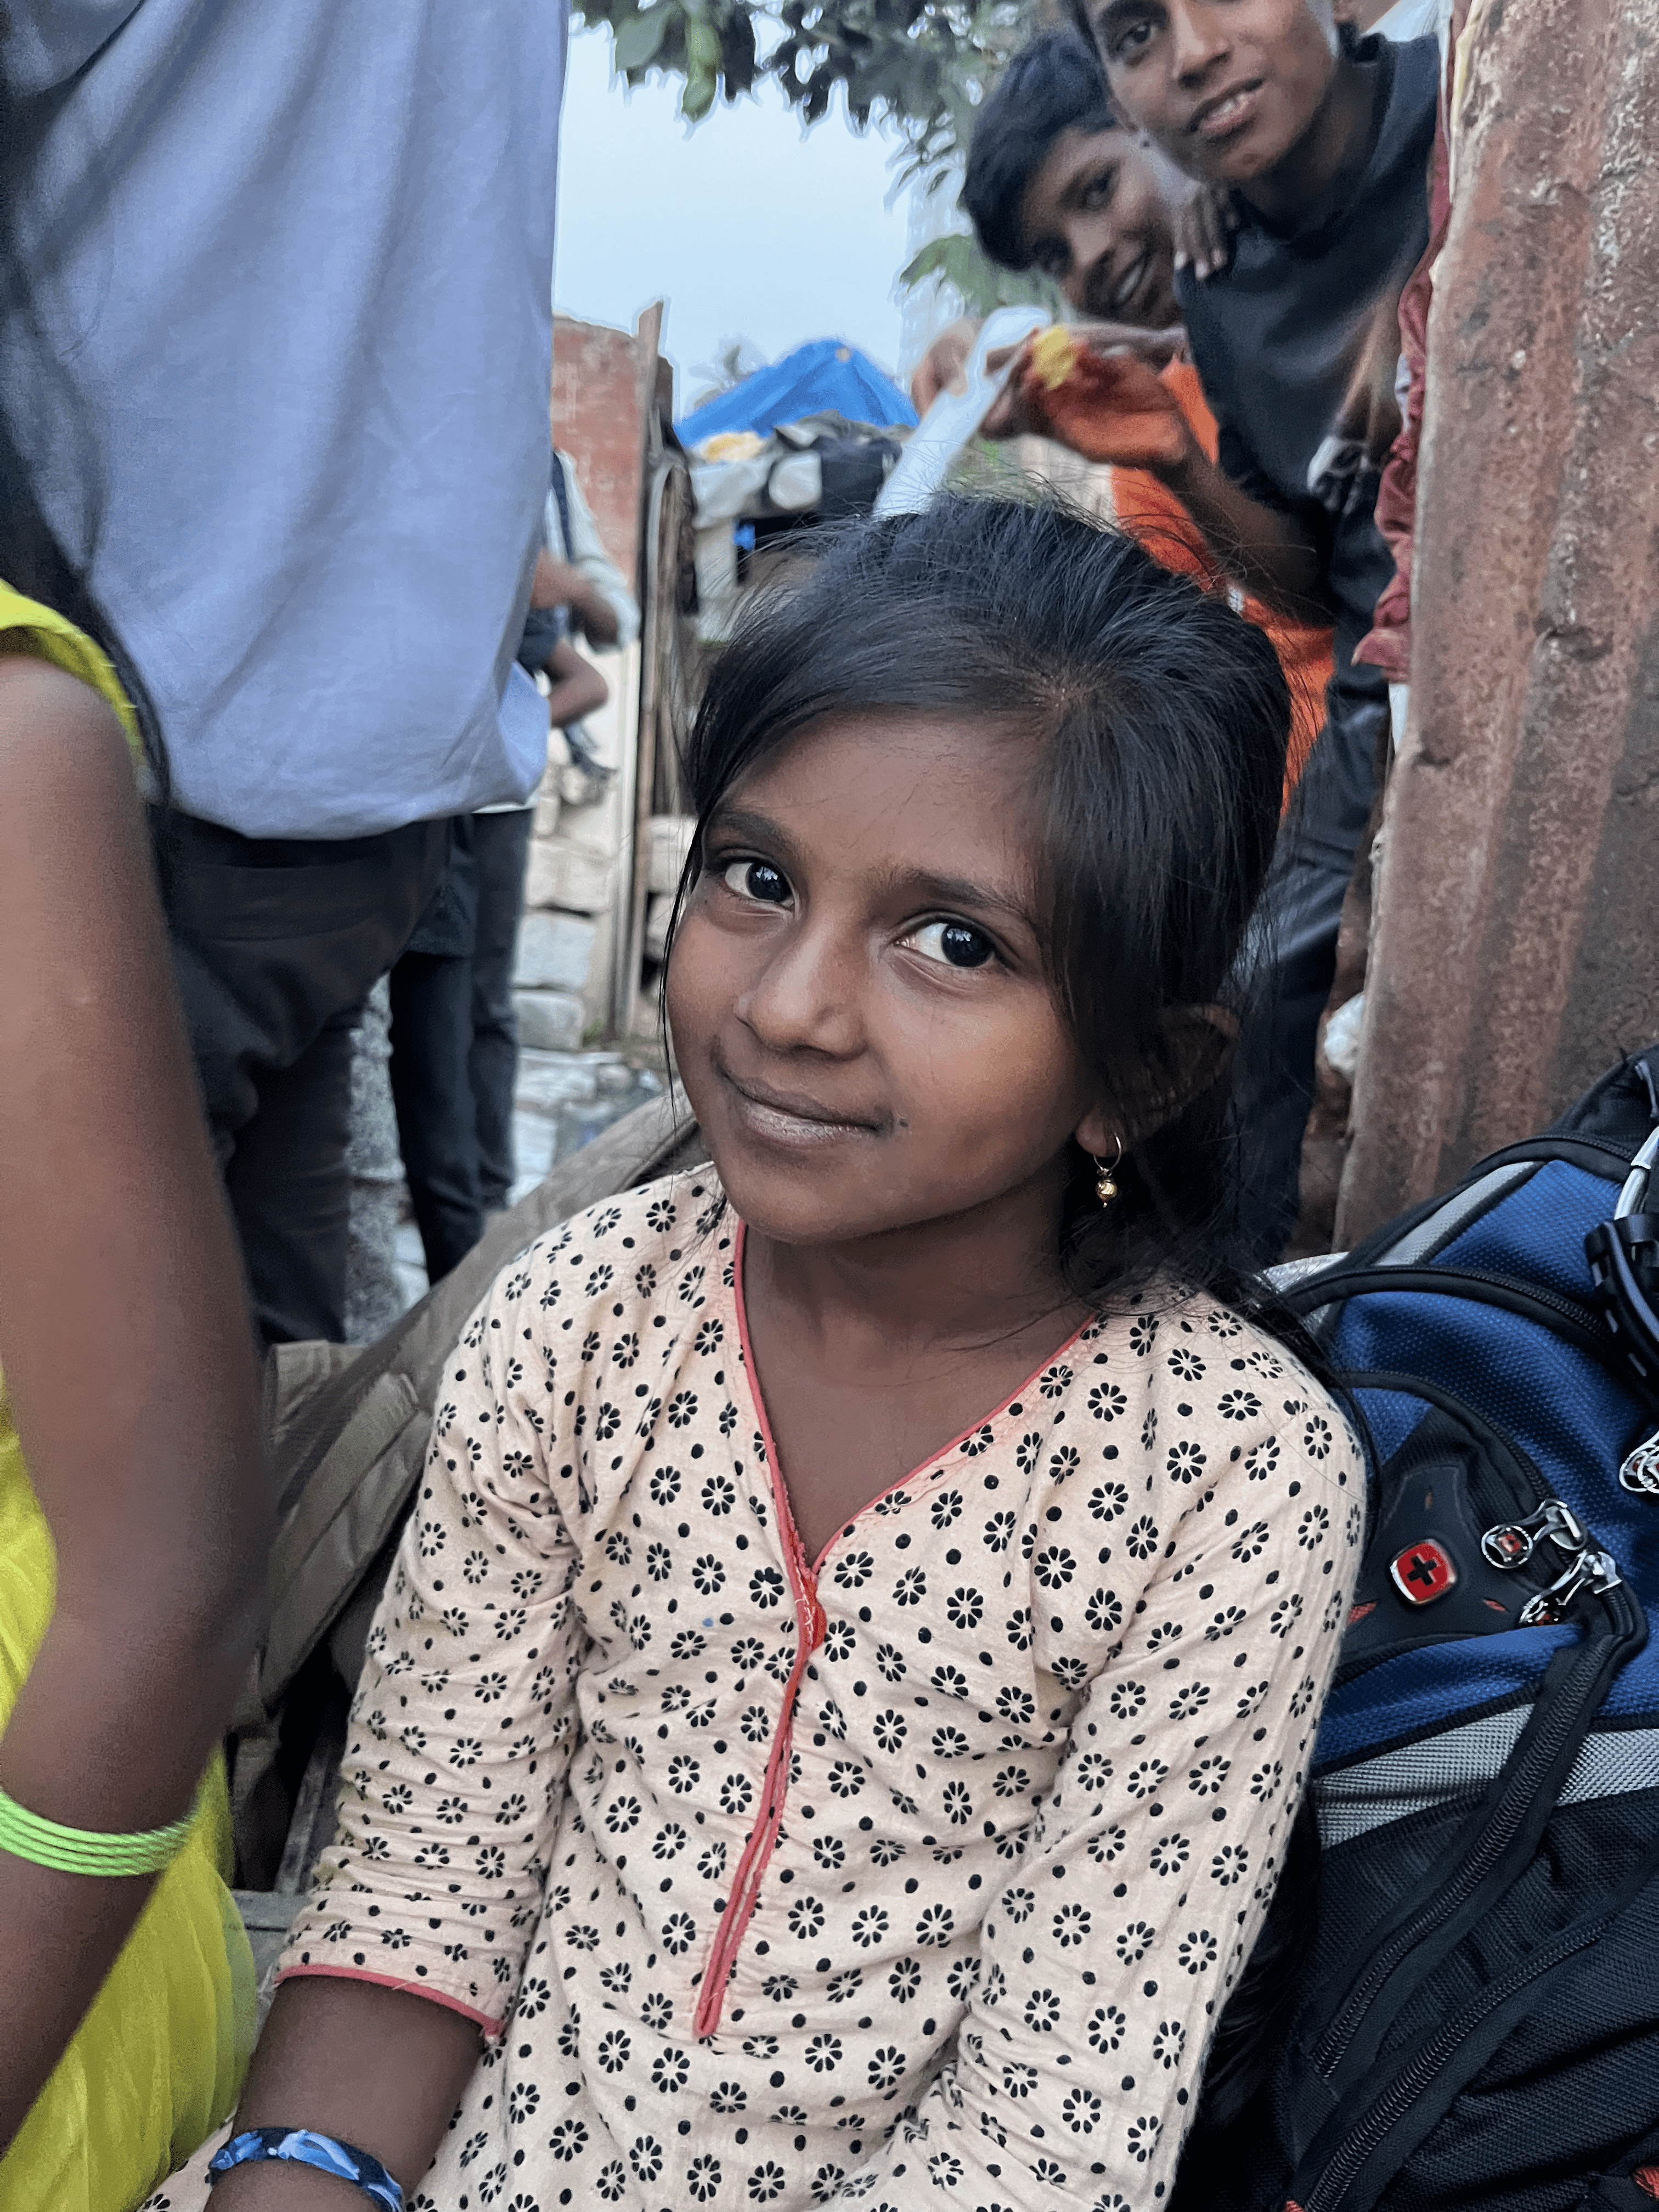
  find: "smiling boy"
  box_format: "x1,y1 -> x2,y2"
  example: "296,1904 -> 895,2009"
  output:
1070,0 -> 1436,1255
957,27 -> 1333,799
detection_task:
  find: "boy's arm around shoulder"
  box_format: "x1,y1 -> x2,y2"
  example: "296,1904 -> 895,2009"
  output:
990,321 -> 1326,619
819,1323 -> 1363,2212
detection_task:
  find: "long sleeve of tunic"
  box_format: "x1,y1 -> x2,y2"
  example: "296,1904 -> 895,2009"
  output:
154,1175 -> 1363,2212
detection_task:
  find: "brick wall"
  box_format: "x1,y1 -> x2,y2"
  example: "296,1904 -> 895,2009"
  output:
552,312 -> 653,585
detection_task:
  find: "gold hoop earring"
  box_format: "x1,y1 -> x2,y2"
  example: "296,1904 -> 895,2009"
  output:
1093,1136 -> 1125,1208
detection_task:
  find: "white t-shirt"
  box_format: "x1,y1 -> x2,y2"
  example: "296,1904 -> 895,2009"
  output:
1372,0 -> 1445,46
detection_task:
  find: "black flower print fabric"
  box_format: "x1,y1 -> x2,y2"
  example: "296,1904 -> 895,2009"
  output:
154,1175 -> 1363,2212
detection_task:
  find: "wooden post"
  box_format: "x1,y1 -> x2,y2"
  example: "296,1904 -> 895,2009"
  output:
1337,0 -> 1659,1243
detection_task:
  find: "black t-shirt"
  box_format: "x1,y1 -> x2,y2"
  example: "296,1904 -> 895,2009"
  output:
1180,32 -> 1437,863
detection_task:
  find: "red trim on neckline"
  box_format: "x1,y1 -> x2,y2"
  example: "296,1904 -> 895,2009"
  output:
693,1226 -> 1092,2040
731,1220 -> 1095,1572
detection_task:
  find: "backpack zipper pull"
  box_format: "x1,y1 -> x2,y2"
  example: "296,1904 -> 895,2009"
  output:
1481,1499 -> 1623,1625
1618,1427 -> 1659,1496
1517,1545 -> 1622,1627
1481,1497 -> 1588,1570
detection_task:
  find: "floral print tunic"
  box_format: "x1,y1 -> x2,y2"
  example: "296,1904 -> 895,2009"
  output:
155,1173 -> 1363,2212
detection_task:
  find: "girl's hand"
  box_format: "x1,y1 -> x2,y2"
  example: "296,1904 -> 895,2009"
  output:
1173,182 -> 1239,281
1009,329 -> 1194,470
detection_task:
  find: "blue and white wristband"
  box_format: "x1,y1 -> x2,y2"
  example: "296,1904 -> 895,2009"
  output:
206,2128 -> 405,2211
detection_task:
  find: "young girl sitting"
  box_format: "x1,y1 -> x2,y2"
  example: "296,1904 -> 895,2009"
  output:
162,495 -> 1363,2212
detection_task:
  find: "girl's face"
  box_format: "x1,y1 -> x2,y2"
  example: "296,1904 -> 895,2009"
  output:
1017,124 -> 1183,328
667,715 -> 1115,1251
1083,0 -> 1340,190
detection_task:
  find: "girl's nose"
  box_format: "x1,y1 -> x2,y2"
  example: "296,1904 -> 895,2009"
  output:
734,919 -> 863,1058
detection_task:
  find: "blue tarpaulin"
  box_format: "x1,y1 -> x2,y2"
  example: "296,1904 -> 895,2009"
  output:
676,338 -> 917,447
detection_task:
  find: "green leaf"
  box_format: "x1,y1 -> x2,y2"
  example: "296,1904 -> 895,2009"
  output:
589,0 -> 1051,176
898,228 -> 1062,319
685,16 -> 723,68
611,3 -> 673,70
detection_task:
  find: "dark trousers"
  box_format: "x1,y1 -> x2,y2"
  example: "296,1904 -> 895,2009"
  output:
1232,851 -> 1351,1263
157,810 -> 450,1346
468,807 -> 535,1209
389,948 -> 486,1284
387,817 -> 484,1286
1233,686 -> 1387,1264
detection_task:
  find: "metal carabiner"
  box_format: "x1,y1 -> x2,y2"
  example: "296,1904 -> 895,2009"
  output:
1481,1497 -> 1589,1571
1620,1429 -> 1659,1496
1615,1124 -> 1659,1222
1518,1546 -> 1623,1627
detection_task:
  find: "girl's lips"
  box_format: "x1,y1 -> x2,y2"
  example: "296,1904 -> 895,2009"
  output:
721,1071 -> 876,1149
1192,82 -> 1263,143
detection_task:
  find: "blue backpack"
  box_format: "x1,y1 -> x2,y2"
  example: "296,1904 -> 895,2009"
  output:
1180,1047 -> 1659,2212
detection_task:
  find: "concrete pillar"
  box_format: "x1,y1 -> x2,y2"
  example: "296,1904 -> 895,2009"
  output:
1337,0 -> 1659,1244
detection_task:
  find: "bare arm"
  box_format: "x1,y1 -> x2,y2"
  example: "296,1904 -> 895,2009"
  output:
542,635 -> 610,726
201,1979 -> 481,2208
0,654 -> 267,2147
566,569 -> 622,648
989,331 -> 1324,616
1155,436 -> 1324,613
531,550 -> 622,648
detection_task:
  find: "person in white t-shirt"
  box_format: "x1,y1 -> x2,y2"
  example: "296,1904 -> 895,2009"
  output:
470,453 -> 640,1214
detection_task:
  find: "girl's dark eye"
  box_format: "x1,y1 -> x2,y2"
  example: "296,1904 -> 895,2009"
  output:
910,920 -> 995,970
723,858 -> 791,905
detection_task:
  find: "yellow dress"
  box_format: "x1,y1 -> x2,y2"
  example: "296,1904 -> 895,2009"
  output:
0,585 -> 255,2208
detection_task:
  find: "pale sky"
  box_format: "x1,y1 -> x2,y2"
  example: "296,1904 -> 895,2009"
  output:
552,27 -> 919,410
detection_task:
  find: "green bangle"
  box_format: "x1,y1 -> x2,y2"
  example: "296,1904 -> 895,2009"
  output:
0,1781 -> 198,1876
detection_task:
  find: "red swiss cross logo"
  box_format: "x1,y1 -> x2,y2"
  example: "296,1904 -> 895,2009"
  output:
1390,1539 -> 1458,1606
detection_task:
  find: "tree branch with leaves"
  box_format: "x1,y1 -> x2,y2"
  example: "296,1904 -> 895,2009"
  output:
577,0 -> 1060,317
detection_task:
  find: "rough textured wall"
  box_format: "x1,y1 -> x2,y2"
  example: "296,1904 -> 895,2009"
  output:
552,313 -> 647,579
1338,0 -> 1659,1244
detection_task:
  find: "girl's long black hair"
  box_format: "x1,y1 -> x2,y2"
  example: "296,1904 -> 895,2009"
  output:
670,490 -> 1292,1318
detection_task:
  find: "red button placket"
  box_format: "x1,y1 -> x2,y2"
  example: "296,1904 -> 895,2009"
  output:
693,1543 -> 826,2039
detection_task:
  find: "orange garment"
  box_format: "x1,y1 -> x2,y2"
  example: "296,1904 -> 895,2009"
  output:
1111,360 -> 1333,803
